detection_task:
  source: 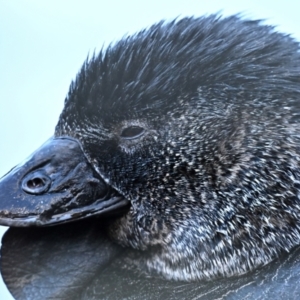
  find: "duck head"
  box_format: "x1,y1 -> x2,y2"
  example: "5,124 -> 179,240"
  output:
1,15 -> 300,281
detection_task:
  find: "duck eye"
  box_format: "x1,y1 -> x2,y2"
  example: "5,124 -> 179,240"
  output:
120,126 -> 144,139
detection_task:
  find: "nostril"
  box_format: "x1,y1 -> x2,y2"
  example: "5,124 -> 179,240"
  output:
22,171 -> 51,194
26,177 -> 45,189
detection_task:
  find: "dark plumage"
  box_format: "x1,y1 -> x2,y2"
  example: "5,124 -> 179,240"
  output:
1,14 -> 300,291
54,15 -> 300,280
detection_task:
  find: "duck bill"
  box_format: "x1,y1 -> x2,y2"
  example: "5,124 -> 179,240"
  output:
0,137 -> 129,227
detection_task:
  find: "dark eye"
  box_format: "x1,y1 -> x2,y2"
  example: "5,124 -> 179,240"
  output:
120,126 -> 144,139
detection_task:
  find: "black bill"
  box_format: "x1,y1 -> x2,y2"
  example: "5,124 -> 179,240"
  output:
0,137 -> 129,226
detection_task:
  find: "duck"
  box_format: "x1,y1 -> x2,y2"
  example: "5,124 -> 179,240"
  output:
0,14 -> 300,299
